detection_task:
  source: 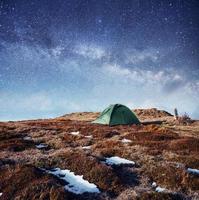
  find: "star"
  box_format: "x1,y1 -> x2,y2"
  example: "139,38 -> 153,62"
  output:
0,0 -> 198,120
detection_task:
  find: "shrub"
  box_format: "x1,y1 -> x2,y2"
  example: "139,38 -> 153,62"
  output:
177,113 -> 192,125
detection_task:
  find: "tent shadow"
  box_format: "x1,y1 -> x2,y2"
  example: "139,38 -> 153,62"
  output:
141,120 -> 165,125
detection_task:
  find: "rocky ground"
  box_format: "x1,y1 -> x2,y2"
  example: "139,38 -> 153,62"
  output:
0,108 -> 199,200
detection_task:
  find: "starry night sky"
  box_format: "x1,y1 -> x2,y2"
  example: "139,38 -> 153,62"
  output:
0,0 -> 199,121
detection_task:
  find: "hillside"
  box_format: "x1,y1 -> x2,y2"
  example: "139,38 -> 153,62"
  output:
0,108 -> 199,200
60,108 -> 173,122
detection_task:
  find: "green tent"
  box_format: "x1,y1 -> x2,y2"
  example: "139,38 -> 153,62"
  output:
92,104 -> 140,126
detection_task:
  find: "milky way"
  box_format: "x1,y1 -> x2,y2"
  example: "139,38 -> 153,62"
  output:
0,0 -> 199,120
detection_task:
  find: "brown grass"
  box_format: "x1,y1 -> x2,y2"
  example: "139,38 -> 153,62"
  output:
142,164 -> 199,192
168,137 -> 199,153
34,150 -> 123,195
0,164 -> 68,200
0,115 -> 198,199
58,151 -> 124,195
0,138 -> 35,152
138,192 -> 184,200
168,154 -> 199,169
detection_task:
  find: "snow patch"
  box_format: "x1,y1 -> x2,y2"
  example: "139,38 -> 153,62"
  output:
82,146 -> 91,150
85,135 -> 93,139
23,136 -> 32,141
152,182 -> 166,192
121,138 -> 132,143
36,144 -> 48,149
70,131 -> 80,136
46,168 -> 100,194
105,156 -> 135,166
152,182 -> 157,187
155,186 -> 166,192
187,168 -> 199,175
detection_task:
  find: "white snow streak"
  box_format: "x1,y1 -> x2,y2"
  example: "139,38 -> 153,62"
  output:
82,146 -> 92,150
187,168 -> 199,175
46,168 -> 100,194
121,138 -> 132,143
36,144 -> 48,149
85,135 -> 93,139
23,136 -> 32,141
152,182 -> 157,187
70,131 -> 80,136
105,156 -> 135,165
155,186 -> 166,192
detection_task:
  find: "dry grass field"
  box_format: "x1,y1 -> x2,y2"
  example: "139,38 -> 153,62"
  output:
0,109 -> 198,200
